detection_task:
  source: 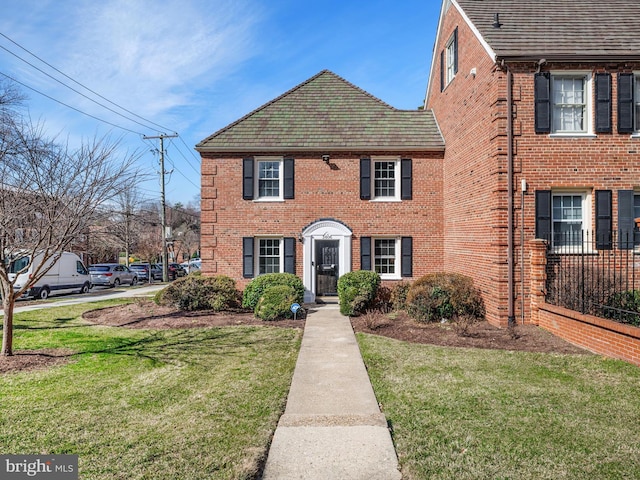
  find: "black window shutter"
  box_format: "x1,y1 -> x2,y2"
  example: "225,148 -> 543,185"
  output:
401,158 -> 412,200
440,50 -> 444,92
284,237 -> 295,274
242,158 -> 254,200
534,72 -> 551,134
283,157 -> 295,199
618,73 -> 634,134
535,190 -> 552,240
452,27 -> 458,75
595,73 -> 612,133
361,237 -> 372,270
360,158 -> 371,200
618,190 -> 635,249
242,237 -> 254,278
401,237 -> 413,277
595,190 -> 612,249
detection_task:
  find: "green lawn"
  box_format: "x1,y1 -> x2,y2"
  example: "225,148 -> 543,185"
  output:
0,300 -> 302,479
358,333 -> 640,480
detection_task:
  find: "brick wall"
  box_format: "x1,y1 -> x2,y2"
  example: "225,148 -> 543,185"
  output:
427,5 -> 513,326
530,239 -> 640,366
200,151 -> 444,290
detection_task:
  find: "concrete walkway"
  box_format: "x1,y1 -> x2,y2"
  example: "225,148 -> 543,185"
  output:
261,303 -> 402,480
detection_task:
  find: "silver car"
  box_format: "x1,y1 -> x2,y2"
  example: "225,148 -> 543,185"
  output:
89,264 -> 138,287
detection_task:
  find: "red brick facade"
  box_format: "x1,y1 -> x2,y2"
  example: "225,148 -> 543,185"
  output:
201,152 -> 444,298
428,3 -> 640,326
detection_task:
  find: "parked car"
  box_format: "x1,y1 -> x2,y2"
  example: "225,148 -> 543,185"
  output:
89,264 -> 137,287
9,251 -> 91,299
129,263 -> 163,282
180,259 -> 202,274
168,263 -> 187,279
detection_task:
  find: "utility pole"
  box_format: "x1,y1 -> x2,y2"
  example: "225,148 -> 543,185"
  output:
144,133 -> 178,283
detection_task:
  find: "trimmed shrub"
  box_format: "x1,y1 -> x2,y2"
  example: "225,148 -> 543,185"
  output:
155,274 -> 239,311
337,270 -> 381,316
242,273 -> 304,310
406,273 -> 484,323
255,285 -> 299,321
603,290 -> 640,326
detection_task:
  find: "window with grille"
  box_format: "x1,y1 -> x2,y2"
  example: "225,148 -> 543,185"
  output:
258,238 -> 281,274
257,161 -> 281,198
374,161 -> 397,198
552,75 -> 588,133
374,238 -> 397,276
552,193 -> 587,247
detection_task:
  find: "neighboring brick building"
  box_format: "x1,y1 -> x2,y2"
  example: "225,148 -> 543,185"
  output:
198,0 -> 640,325
197,71 -> 444,303
426,0 -> 640,326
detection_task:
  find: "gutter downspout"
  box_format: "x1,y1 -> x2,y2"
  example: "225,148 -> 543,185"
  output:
506,64 -> 515,327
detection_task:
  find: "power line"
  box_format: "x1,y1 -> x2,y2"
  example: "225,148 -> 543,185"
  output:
0,43 -> 161,133
177,136 -> 202,173
0,70 -> 146,136
164,151 -> 200,189
0,31 -> 175,134
0,31 -> 202,199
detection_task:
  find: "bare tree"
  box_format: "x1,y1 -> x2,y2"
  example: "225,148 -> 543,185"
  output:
167,201 -> 200,262
133,200 -> 163,263
0,85 -> 141,356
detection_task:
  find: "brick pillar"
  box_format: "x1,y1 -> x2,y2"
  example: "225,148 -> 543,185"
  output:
529,239 -> 547,325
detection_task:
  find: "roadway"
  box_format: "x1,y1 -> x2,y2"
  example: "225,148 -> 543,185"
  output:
0,284 -> 166,316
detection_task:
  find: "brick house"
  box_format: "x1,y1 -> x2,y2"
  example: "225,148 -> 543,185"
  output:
198,0 -> 640,327
197,71 -> 444,303
425,0 -> 640,326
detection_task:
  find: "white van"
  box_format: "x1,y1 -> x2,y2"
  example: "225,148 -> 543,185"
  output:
9,251 -> 92,300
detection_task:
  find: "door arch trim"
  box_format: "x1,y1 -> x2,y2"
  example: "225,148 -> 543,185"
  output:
301,219 -> 352,302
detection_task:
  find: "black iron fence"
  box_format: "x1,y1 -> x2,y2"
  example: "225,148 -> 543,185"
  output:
545,231 -> 640,327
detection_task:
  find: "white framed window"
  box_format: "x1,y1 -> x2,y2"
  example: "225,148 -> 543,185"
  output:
372,159 -> 400,201
551,73 -> 592,134
257,237 -> 283,275
255,157 -> 283,200
551,191 -> 592,251
374,237 -> 400,279
445,31 -> 457,85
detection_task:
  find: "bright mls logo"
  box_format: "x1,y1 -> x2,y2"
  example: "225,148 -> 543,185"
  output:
1,455 -> 78,479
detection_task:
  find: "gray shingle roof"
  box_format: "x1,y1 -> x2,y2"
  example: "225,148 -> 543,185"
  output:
456,0 -> 640,60
196,70 -> 444,153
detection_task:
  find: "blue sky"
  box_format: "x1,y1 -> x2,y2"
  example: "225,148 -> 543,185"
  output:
0,0 -> 440,206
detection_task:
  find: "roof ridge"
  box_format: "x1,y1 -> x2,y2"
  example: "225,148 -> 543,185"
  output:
319,70 -> 397,111
196,70 -> 397,146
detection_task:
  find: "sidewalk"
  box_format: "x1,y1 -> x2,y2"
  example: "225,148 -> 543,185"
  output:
261,303 -> 402,480
1,284 -> 165,316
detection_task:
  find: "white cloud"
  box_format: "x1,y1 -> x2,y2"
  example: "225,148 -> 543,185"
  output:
28,0 -> 262,126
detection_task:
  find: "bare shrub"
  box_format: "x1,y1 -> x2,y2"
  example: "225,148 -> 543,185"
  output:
451,314 -> 480,337
362,309 -> 393,330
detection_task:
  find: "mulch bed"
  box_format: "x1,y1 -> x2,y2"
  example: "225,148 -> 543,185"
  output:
0,349 -> 75,374
1,300 -> 590,373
